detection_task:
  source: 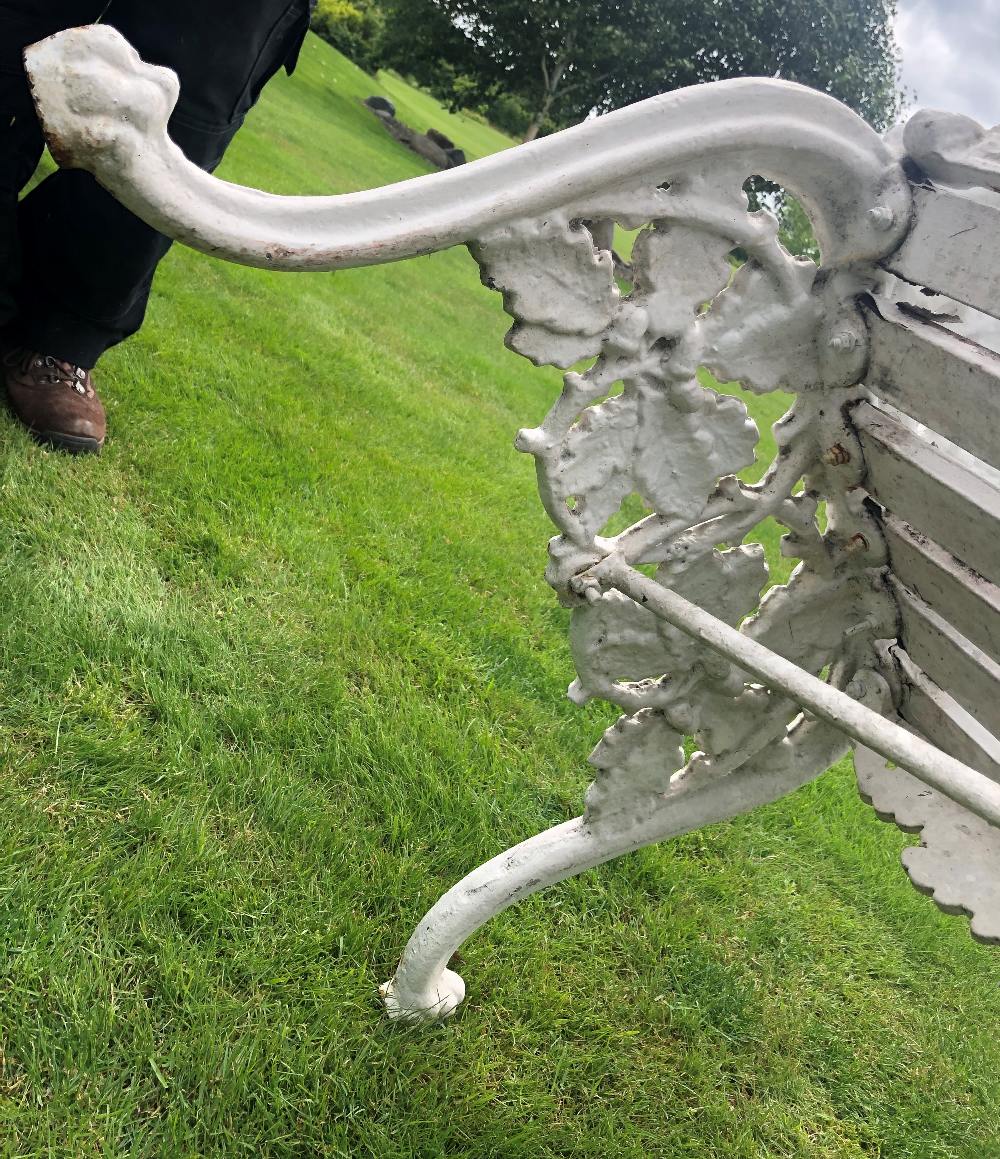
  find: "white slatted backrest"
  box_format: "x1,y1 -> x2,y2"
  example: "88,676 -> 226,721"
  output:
861,181 -> 1000,774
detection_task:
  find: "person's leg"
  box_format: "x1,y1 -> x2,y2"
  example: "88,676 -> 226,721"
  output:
1,2 -> 114,452
13,0 -> 313,370
0,74 -> 43,339
0,1 -> 92,337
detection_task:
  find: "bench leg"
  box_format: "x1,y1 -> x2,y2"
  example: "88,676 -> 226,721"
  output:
381,712 -> 856,1022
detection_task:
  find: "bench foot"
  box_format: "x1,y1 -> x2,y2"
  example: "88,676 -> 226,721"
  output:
379,818 -> 603,1023
380,968 -> 466,1024
381,711 -> 858,1023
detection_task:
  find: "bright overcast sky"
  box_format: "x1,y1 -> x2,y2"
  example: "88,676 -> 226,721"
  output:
895,0 -> 1000,126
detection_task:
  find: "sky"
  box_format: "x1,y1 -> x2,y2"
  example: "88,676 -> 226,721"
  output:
894,0 -> 1000,126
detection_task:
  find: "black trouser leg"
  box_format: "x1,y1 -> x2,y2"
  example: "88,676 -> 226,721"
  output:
15,122 -> 240,368
12,0 -> 311,368
0,72 -> 43,337
0,1 -> 99,337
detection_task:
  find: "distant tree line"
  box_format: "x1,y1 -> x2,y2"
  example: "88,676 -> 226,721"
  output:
312,0 -> 902,140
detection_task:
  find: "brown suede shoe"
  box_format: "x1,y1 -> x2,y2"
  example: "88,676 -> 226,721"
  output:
2,347 -> 106,454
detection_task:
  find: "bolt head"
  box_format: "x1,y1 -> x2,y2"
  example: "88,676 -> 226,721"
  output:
828,331 -> 859,352
869,205 -> 895,230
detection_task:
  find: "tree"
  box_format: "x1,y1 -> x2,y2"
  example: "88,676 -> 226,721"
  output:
440,0 -> 647,140
380,0 -> 902,140
311,0 -> 386,72
639,0 -> 902,130
377,0 -> 486,104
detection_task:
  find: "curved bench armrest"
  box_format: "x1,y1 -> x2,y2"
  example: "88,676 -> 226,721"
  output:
24,25 -> 909,271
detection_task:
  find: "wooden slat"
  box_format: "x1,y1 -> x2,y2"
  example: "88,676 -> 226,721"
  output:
896,650 -> 1000,785
882,514 -> 1000,667
884,185 -> 1000,322
863,298 -> 1000,472
852,400 -> 1000,584
889,578 -> 1000,738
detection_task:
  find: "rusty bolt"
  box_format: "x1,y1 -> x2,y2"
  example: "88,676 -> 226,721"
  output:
821,443 -> 851,465
844,532 -> 869,554
868,205 -> 895,230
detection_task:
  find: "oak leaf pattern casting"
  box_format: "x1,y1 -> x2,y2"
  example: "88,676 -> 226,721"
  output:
474,179 -> 892,827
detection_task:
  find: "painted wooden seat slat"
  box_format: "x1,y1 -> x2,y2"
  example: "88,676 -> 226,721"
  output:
853,400 -> 1000,584
895,650 -> 1000,785
888,578 -> 1000,744
883,185 -> 1000,323
863,296 -> 1000,473
880,513 -> 1000,668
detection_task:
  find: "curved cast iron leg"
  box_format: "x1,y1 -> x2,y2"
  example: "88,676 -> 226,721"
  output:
381,716 -> 854,1021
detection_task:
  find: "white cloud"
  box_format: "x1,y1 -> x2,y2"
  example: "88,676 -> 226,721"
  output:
895,0 -> 1000,126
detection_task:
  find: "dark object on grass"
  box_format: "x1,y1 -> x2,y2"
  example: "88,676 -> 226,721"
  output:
363,101 -> 466,169
425,128 -> 466,167
364,95 -> 395,118
425,127 -> 455,150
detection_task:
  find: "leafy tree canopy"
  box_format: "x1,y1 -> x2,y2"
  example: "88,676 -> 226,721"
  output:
379,0 -> 901,140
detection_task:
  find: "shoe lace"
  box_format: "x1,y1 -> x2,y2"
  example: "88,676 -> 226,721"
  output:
4,348 -> 94,397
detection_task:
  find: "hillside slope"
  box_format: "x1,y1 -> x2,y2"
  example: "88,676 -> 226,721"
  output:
0,35 -> 998,1157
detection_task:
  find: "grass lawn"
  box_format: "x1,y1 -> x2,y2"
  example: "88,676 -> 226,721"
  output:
1,33 -> 999,1158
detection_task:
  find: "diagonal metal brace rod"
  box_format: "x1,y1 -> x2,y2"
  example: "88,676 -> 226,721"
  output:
597,557 -> 1000,828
